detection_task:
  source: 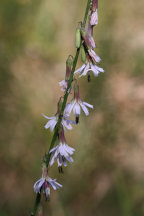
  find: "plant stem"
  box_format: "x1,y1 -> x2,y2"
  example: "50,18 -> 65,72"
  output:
30,0 -> 91,215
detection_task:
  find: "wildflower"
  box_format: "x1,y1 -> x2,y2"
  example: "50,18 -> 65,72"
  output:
74,61 -> 104,77
49,126 -> 75,172
65,83 -> 93,123
59,55 -> 73,92
42,98 -> 75,131
33,163 -> 62,201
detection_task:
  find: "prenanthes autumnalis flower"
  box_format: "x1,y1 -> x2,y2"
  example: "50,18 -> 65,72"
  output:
33,163 -> 62,201
65,83 -> 93,123
49,126 -> 75,172
42,97 -> 75,131
59,55 -> 73,92
42,113 -> 75,131
74,56 -> 104,77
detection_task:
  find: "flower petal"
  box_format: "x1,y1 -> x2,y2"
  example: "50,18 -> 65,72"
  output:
73,103 -> 81,116
88,49 -> 101,63
83,102 -> 93,109
79,63 -> 89,77
80,102 -> 89,116
90,9 -> 98,26
95,65 -> 104,73
65,101 -> 75,115
50,119 -> 57,131
64,144 -> 75,155
74,64 -> 86,74
42,113 -> 54,120
62,119 -> 73,130
90,64 -> 99,76
34,178 -> 45,193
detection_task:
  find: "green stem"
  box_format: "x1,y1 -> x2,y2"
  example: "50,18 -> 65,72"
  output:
31,0 -> 91,215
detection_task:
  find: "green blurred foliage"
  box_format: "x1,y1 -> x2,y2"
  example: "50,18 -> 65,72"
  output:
0,0 -> 144,216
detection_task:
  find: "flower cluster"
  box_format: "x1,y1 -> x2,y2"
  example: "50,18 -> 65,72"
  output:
33,0 -> 104,206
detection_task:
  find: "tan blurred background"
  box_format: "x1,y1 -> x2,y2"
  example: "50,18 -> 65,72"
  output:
0,0 -> 144,215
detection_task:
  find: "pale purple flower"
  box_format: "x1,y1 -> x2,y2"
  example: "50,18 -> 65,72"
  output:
50,143 -> 75,168
74,62 -> 104,77
88,49 -> 101,63
33,164 -> 62,200
49,126 -> 75,172
65,83 -> 93,123
66,99 -> 93,117
42,113 -> 75,131
90,9 -> 98,26
34,177 -> 62,195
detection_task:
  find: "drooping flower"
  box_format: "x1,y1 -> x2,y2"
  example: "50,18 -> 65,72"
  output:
65,83 -> 93,123
42,97 -> 75,131
33,163 -> 62,201
74,61 -> 104,77
49,126 -> 75,172
59,55 -> 73,92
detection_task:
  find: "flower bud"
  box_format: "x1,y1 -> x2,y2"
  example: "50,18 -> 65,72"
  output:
65,55 -> 73,81
42,163 -> 48,179
80,28 -> 95,49
88,19 -> 94,36
81,45 -> 86,63
74,83 -> 79,101
92,0 -> 98,11
80,28 -> 90,49
59,125 -> 66,144
75,27 -> 81,48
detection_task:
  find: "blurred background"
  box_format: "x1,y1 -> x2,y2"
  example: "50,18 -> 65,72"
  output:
0,0 -> 144,215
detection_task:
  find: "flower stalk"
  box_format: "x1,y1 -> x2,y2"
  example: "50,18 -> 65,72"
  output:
30,0 -> 92,215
